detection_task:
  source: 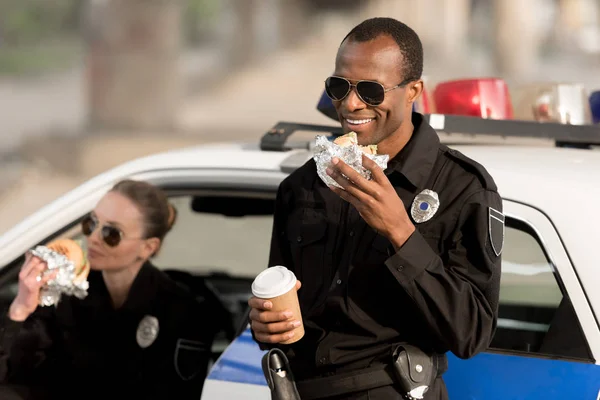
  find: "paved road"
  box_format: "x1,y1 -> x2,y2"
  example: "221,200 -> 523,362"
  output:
0,46 -> 228,156
0,67 -> 85,155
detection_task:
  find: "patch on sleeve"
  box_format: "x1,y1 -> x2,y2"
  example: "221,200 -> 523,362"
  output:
488,207 -> 505,256
174,338 -> 209,381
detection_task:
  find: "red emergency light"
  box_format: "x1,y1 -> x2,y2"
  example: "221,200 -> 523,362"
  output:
432,78 -> 513,119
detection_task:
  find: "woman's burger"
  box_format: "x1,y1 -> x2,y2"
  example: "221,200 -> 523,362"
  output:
46,239 -> 90,284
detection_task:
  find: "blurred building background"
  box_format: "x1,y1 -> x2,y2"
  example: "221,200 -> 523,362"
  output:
0,0 -> 599,234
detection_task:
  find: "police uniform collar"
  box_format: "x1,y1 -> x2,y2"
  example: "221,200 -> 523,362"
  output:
386,112 -> 440,189
120,261 -> 160,312
87,261 -> 159,313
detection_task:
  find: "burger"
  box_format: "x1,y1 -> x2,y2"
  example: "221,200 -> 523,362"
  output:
333,131 -> 378,155
46,239 -> 90,284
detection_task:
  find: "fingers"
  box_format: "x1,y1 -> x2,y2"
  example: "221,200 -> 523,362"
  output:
19,256 -> 54,292
40,269 -> 58,286
248,296 -> 273,311
251,314 -> 301,344
326,168 -> 367,203
330,185 -> 362,209
249,307 -> 293,324
251,318 -> 300,335
252,326 -> 298,344
248,296 -> 302,343
328,158 -> 375,196
361,154 -> 387,183
19,257 -> 46,282
295,280 -> 302,291
19,254 -> 38,278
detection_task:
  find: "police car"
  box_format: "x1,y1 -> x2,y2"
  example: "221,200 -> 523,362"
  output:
0,79 -> 599,399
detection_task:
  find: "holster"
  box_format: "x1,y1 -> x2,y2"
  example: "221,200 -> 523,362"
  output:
391,344 -> 447,400
261,348 -> 301,400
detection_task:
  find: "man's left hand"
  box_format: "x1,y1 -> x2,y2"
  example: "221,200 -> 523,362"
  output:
327,155 -> 415,249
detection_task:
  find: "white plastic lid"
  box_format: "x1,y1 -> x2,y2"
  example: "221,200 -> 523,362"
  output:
251,266 -> 297,299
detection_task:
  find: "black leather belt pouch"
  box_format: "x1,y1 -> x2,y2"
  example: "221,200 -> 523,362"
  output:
391,344 -> 438,400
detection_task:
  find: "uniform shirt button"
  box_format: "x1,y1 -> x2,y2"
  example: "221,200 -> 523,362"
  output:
336,279 -> 342,285
349,231 -> 355,237
296,236 -> 303,243
397,266 -> 404,272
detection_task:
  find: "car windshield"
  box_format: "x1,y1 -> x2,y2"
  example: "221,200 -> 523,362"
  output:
151,192 -> 276,279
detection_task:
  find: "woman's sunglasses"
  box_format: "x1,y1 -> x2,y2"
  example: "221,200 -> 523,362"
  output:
81,214 -> 125,247
324,76 -> 413,107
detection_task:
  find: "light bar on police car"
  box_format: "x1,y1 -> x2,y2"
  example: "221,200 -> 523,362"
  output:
513,83 -> 592,125
432,78 -> 513,120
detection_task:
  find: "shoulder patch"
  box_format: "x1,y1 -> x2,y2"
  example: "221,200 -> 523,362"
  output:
444,146 -> 498,191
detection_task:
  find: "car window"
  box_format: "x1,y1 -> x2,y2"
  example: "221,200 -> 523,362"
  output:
490,218 -> 593,361
151,194 -> 274,278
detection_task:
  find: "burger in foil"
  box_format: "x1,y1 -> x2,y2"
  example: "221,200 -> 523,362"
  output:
29,239 -> 90,307
313,131 -> 389,189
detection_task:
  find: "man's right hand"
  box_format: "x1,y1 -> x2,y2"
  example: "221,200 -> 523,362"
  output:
248,280 -> 302,344
8,253 -> 56,322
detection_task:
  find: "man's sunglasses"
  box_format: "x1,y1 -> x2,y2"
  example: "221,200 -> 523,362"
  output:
324,76 -> 413,107
81,214 -> 126,247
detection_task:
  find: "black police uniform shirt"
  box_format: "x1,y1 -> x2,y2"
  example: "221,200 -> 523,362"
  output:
0,262 -> 219,399
258,113 -> 503,386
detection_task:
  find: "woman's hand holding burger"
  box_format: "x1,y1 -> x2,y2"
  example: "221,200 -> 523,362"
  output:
9,253 -> 58,322
8,239 -> 88,321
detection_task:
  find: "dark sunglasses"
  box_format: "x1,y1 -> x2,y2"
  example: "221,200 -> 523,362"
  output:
324,76 -> 413,107
81,214 -> 126,247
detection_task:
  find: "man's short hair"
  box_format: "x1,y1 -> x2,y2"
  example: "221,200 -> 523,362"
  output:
341,17 -> 423,82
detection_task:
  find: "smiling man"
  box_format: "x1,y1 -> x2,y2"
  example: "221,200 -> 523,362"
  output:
249,17 -> 504,400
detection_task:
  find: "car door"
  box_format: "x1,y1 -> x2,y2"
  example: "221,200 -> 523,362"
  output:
444,199 -> 600,399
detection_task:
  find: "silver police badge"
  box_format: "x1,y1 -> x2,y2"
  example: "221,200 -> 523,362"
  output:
410,189 -> 440,224
136,315 -> 159,349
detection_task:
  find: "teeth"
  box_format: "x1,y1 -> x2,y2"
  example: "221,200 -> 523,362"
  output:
346,118 -> 372,125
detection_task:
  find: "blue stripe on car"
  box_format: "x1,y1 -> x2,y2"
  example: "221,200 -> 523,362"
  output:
209,329 -> 600,399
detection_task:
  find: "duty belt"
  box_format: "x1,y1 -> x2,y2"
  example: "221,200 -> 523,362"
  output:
296,349 -> 447,400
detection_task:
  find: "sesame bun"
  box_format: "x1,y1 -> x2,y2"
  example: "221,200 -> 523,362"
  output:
359,145 -> 378,155
333,131 -> 358,147
46,239 -> 90,283
333,132 -> 378,155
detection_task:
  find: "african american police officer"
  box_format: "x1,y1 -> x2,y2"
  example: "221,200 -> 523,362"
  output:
249,17 -> 504,400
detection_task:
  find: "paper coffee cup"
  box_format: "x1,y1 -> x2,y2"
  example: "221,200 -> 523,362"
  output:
251,266 -> 304,344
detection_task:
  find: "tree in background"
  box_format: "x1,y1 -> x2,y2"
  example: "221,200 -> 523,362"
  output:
0,0 -> 82,46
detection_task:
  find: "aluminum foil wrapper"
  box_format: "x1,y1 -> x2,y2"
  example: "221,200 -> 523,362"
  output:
313,135 -> 389,189
29,245 -> 89,307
